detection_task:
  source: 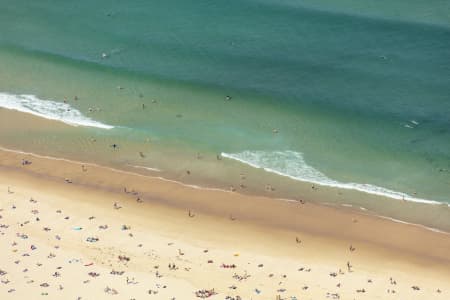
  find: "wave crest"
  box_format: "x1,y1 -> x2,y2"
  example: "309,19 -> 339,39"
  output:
221,150 -> 437,204
0,92 -> 113,129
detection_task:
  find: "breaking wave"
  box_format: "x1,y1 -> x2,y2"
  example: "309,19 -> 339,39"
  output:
0,92 -> 113,129
221,150 -> 439,204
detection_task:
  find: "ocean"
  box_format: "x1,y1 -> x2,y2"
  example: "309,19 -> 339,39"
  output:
0,1 -> 449,228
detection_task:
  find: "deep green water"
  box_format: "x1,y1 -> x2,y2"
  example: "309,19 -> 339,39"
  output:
0,1 -> 449,206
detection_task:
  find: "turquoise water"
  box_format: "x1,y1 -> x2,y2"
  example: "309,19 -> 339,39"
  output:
0,1 -> 449,205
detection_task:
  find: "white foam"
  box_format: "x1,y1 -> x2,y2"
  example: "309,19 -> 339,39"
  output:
0,92 -> 113,129
221,150 -> 441,205
129,164 -> 162,172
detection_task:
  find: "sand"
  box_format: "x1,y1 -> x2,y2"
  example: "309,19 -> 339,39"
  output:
0,148 -> 449,299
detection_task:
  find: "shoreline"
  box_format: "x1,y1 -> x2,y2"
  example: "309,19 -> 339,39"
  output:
1,146 -> 450,262
1,145 -> 449,237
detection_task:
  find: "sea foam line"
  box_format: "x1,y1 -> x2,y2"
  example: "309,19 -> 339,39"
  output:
0,92 -> 113,129
321,202 -> 450,236
221,150 -> 442,205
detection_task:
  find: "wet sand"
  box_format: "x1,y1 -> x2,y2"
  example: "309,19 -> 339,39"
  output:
0,148 -> 449,299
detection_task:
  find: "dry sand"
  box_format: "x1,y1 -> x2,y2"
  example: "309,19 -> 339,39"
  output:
0,148 -> 449,299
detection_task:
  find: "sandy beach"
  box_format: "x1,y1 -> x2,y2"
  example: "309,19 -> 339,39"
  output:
0,148 -> 448,299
